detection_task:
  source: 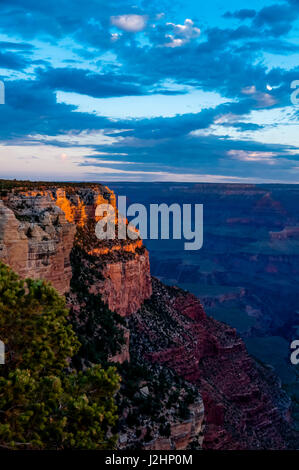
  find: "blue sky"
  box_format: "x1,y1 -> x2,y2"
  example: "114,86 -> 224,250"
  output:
0,0 -> 298,182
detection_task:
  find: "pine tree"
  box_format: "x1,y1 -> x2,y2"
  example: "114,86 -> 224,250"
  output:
0,262 -> 120,450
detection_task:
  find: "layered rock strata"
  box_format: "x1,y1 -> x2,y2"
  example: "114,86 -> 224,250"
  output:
0,183 -> 152,314
129,278 -> 297,449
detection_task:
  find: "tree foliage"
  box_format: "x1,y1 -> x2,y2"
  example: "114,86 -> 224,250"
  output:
0,262 -> 120,450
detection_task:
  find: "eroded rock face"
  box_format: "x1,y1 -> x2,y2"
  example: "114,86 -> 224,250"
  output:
0,184 -> 152,315
130,278 -> 298,450
141,398 -> 204,451
3,181 -> 296,450
116,359 -> 205,451
0,197 -> 75,294
91,253 -> 152,317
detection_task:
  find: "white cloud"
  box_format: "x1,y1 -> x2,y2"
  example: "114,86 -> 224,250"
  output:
164,19 -> 200,47
110,14 -> 147,32
241,85 -> 277,108
192,107 -> 299,148
255,93 -> 277,108
30,130 -> 121,146
242,85 -> 257,95
111,33 -> 120,42
164,36 -> 184,48
214,113 -> 239,124
227,150 -> 277,164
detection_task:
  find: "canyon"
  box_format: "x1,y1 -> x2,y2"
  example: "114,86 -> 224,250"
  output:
0,180 -> 298,450
110,182 -> 299,429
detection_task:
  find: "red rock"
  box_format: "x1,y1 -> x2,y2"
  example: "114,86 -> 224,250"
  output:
131,278 -> 296,450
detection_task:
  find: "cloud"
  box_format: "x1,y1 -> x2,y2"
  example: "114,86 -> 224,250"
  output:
38,67 -> 146,98
223,9 -> 256,20
0,51 -> 29,70
227,149 -> 277,163
253,3 -> 296,36
110,14 -> 148,32
164,19 -> 200,47
242,86 -> 258,95
164,36 -> 185,48
111,33 -> 120,42
0,41 -> 34,51
241,86 -> 277,108
0,0 -> 298,183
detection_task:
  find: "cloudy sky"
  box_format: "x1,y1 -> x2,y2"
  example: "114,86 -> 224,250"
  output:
0,0 -> 298,183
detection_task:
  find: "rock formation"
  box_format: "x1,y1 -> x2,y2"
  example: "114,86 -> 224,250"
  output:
0,183 -> 152,314
0,196 -> 75,294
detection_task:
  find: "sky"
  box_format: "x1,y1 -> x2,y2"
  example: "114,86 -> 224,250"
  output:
0,0 -> 298,183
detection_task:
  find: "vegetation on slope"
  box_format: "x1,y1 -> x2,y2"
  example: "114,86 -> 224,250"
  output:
68,240 -> 126,367
0,262 -> 120,450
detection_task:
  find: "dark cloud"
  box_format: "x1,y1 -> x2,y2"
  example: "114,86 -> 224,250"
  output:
0,79 -> 115,139
253,3 -> 297,36
37,67 -> 147,98
235,39 -> 299,54
80,131 -> 299,183
0,41 -> 34,50
0,0 -> 156,42
223,9 -> 256,20
0,51 -> 29,70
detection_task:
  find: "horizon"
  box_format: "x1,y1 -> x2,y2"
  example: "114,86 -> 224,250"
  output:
2,177 -> 299,186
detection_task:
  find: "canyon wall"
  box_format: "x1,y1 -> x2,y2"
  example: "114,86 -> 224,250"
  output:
95,253 -> 152,317
0,183 -> 152,315
130,278 -> 297,450
0,196 -> 75,294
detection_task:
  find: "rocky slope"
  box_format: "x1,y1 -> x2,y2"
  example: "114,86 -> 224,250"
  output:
116,361 -> 204,450
130,278 -> 297,449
